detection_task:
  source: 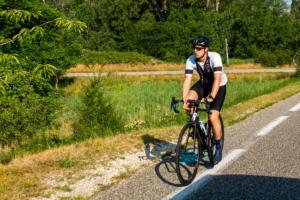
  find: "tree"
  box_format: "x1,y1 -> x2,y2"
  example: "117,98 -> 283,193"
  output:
291,0 -> 300,15
216,0 -> 220,12
0,0 -> 86,73
146,0 -> 168,21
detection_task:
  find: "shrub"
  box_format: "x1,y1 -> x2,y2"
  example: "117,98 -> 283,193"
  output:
0,71 -> 62,147
73,78 -> 123,140
254,51 -> 278,67
274,50 -> 293,66
0,150 -> 15,164
78,50 -> 159,65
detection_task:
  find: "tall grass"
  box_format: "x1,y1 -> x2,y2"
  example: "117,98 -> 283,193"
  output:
227,58 -> 254,65
64,73 -> 299,132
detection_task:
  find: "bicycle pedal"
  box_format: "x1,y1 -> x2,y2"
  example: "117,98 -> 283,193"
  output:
201,151 -> 208,157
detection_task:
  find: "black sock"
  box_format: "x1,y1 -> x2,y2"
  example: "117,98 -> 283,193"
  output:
215,140 -> 221,150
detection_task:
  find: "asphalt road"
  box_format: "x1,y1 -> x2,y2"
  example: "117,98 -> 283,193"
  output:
93,92 -> 300,200
65,68 -> 296,77
186,104 -> 300,200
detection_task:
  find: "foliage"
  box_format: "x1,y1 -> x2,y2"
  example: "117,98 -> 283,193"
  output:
44,0 -> 299,66
254,51 -> 278,67
73,78 -> 124,140
0,0 -> 86,72
79,50 -> 159,65
0,70 -> 62,147
33,64 -> 57,80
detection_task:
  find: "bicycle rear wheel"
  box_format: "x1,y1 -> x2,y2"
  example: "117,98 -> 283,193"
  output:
207,115 -> 224,165
175,123 -> 201,185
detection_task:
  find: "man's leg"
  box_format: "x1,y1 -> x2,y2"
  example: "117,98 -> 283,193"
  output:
209,110 -> 222,140
186,90 -> 198,101
209,110 -> 223,165
184,90 -> 198,113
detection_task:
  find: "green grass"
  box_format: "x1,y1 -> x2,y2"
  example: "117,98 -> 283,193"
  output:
227,58 -> 254,65
224,74 -> 297,109
57,157 -> 78,168
64,73 -> 299,131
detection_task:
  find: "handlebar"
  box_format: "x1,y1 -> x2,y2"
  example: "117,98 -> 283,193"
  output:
171,96 -> 211,114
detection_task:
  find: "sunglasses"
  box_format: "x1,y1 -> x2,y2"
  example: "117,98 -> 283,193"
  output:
193,46 -> 204,51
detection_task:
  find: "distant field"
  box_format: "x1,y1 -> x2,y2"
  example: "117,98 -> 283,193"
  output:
68,62 -> 293,73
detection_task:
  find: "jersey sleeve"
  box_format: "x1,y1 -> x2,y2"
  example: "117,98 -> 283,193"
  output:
212,53 -> 223,73
185,56 -> 195,76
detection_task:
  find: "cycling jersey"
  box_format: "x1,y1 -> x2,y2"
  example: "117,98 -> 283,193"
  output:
185,52 -> 227,88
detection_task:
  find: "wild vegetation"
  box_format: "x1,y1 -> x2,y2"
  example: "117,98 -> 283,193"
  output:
1,73 -> 300,164
1,74 -> 300,200
0,0 -> 86,150
0,0 -> 299,163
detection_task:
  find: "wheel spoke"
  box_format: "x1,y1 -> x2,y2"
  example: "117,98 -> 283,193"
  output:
176,123 -> 200,185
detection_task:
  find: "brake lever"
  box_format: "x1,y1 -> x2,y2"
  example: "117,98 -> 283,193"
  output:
171,97 -> 182,113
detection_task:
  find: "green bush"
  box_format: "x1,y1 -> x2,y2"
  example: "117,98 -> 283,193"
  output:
274,50 -> 293,66
73,78 -> 124,140
254,51 -> 278,67
0,150 -> 15,164
0,71 -> 62,147
78,49 -> 159,65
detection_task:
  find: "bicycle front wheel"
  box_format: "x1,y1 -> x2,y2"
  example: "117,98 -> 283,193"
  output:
207,115 -> 225,165
175,123 -> 201,185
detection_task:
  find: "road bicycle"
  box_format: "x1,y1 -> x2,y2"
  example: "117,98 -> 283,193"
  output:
171,97 -> 224,185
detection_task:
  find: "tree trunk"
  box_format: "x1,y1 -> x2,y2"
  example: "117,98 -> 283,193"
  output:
55,75 -> 58,89
206,0 -> 210,10
216,0 -> 220,12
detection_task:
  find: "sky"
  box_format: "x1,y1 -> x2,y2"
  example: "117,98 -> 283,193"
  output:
285,0 -> 292,6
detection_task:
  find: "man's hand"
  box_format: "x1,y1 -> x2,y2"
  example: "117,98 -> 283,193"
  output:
183,99 -> 190,110
183,99 -> 193,115
206,94 -> 214,103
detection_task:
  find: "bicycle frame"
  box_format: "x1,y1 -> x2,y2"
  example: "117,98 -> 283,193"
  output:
171,97 -> 211,144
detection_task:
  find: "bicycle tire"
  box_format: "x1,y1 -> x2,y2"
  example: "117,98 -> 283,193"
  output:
175,122 -> 201,185
207,115 -> 225,165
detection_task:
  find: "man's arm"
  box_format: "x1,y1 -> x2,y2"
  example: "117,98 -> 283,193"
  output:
210,73 -> 221,99
182,75 -> 192,101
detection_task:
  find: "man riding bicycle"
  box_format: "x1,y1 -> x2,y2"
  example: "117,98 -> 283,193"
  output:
182,36 -> 227,165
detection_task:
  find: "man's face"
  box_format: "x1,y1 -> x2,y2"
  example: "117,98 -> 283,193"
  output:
193,46 -> 207,59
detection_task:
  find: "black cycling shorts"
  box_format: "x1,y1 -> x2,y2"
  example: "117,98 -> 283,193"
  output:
190,81 -> 226,112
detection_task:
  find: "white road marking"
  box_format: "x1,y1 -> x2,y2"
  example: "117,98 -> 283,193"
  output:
289,103 -> 300,112
163,149 -> 245,200
256,116 -> 289,137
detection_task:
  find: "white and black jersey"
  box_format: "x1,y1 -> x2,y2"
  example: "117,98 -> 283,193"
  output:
185,52 -> 227,87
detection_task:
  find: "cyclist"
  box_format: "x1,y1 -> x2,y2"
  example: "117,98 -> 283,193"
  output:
182,36 -> 227,165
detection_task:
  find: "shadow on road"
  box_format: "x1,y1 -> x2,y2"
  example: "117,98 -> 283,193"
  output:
139,134 -> 176,160
154,151 -> 214,187
155,154 -> 183,187
180,174 -> 300,200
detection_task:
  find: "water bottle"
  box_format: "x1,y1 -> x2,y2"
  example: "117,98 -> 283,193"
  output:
199,121 -> 207,136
